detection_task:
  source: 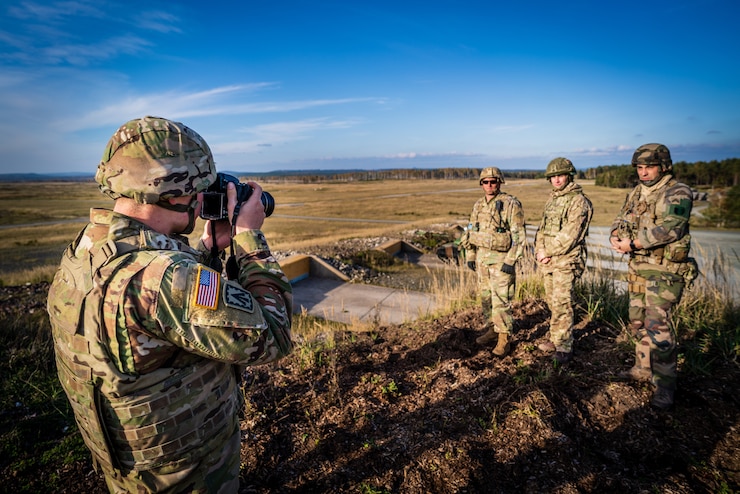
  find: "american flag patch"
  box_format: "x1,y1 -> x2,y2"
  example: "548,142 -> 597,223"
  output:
193,266 -> 220,310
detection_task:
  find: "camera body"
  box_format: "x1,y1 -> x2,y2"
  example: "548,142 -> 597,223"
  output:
200,173 -> 275,220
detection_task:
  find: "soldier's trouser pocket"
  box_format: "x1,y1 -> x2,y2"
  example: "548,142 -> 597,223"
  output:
628,272 -> 645,294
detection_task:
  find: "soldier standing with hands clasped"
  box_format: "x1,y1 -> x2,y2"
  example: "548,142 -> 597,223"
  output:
534,158 -> 593,365
460,167 -> 525,357
47,116 -> 293,492
610,143 -> 696,409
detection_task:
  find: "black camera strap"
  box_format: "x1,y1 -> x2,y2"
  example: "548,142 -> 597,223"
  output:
223,205 -> 243,281
208,221 -> 223,273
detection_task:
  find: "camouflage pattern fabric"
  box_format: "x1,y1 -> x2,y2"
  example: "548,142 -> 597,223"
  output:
464,192 -> 525,334
96,116 -> 216,204
534,181 -> 593,352
626,267 -> 684,390
611,173 -> 693,390
611,175 -> 692,252
47,208 -> 293,493
475,262 -> 517,334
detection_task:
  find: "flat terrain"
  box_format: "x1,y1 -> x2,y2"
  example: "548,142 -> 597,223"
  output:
0,178 -> 628,281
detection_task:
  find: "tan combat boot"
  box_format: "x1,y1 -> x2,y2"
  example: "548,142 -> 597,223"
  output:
476,328 -> 497,346
492,332 -> 511,357
619,335 -> 652,381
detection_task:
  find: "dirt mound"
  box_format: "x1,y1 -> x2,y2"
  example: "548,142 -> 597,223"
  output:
238,300 -> 739,493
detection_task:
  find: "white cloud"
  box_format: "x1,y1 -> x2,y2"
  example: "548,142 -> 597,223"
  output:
215,117 -> 362,155
55,85 -> 380,132
7,1 -> 105,23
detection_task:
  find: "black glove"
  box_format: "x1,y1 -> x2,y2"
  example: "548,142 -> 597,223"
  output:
501,263 -> 515,275
467,261 -> 476,271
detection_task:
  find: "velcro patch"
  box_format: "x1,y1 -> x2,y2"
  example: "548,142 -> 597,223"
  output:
223,282 -> 255,313
668,199 -> 691,219
192,265 -> 220,310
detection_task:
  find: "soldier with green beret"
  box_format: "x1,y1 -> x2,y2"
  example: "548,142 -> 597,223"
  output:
535,157 -> 593,365
47,116 -> 293,492
610,143 -> 696,409
460,167 -> 526,357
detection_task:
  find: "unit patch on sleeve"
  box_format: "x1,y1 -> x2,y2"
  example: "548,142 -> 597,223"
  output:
192,265 -> 220,310
223,282 -> 255,313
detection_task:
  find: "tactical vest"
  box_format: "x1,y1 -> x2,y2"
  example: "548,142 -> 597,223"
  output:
467,194 -> 515,252
540,186 -> 590,245
622,177 -> 692,268
48,225 -> 238,475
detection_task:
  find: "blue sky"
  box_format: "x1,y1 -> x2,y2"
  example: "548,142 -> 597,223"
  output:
1,0 -> 739,175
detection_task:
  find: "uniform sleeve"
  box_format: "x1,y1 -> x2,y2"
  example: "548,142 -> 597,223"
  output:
534,204 -> 546,253
610,190 -> 633,237
149,231 -> 292,366
637,183 -> 693,249
504,197 -> 525,265
547,194 -> 592,257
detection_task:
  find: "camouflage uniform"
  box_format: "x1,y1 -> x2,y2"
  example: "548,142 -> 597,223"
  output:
47,117 -> 293,493
461,168 -> 525,353
535,174 -> 593,354
611,143 -> 694,406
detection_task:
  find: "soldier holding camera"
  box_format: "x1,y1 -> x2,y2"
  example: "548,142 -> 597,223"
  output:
460,167 -> 525,357
46,116 -> 293,492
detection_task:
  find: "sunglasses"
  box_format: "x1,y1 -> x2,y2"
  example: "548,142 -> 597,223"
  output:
481,180 -> 499,185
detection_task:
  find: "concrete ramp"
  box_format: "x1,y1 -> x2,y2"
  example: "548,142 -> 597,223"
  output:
279,251 -> 440,325
375,239 -> 425,257
290,277 -> 438,325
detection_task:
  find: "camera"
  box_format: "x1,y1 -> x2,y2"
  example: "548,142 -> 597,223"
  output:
200,173 -> 275,220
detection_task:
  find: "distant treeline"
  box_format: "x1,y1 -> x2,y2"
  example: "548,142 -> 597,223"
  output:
4,158 -> 738,190
242,161 -> 740,228
242,158 -> 740,188
248,168 -> 538,183
585,158 -> 740,189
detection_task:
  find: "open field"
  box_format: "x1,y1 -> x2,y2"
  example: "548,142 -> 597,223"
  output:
0,178 -> 630,283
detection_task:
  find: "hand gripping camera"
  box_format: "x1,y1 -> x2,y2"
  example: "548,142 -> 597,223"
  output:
200,173 -> 275,220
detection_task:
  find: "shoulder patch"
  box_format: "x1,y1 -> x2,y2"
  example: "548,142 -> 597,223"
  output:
223,282 -> 255,313
192,265 -> 220,310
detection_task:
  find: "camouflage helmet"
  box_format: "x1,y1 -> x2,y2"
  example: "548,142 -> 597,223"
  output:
95,116 -> 217,204
479,166 -> 505,184
545,157 -> 576,178
631,143 -> 672,172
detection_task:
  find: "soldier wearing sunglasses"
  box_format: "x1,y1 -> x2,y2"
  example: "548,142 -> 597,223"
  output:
460,167 -> 525,357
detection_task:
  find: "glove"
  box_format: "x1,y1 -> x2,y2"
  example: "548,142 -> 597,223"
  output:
501,263 -> 515,275
466,261 -> 476,271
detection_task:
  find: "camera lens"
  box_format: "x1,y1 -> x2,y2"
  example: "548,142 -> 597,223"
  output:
261,191 -> 275,217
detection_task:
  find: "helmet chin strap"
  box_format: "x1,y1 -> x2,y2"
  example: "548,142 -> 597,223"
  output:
641,169 -> 671,187
157,196 -> 199,235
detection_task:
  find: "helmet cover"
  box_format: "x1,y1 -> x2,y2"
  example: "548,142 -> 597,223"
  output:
95,116 -> 217,203
631,143 -> 672,172
545,157 -> 576,178
479,166 -> 506,184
